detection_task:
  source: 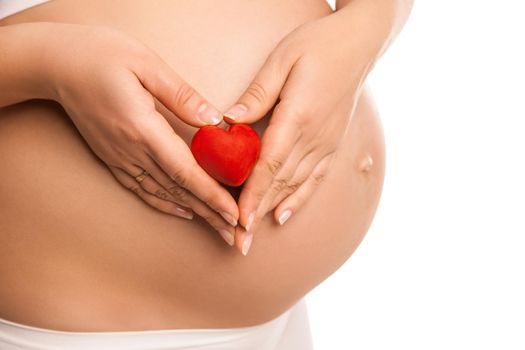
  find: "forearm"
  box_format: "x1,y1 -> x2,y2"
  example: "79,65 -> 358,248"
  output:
0,22 -> 56,108
333,0 -> 414,64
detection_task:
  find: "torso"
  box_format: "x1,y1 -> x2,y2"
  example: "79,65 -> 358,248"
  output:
0,0 -> 385,331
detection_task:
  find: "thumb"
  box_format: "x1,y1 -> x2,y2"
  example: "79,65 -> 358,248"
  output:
136,57 -> 222,127
224,50 -> 294,124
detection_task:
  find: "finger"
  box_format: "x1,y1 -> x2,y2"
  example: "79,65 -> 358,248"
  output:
143,152 -> 235,224
135,172 -> 181,204
123,160 -> 188,206
111,164 -> 235,246
264,150 -> 324,214
132,155 -> 189,207
237,111 -> 300,232
235,226 -> 254,257
253,147 -> 307,220
133,54 -> 222,127
133,155 -> 192,207
108,166 -> 194,220
224,48 -> 296,124
273,153 -> 334,226
144,111 -> 239,225
141,154 -> 236,245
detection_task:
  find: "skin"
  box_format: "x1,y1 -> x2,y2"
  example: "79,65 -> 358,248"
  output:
0,22 -> 240,242
226,0 -> 414,253
0,0 -> 408,331
0,0 -> 413,254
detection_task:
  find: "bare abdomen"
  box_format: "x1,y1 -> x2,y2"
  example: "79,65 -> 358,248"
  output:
0,0 -> 385,331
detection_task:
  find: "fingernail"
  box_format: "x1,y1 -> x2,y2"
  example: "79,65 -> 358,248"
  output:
220,211 -> 238,227
218,229 -> 235,246
174,206 -> 193,220
278,209 -> 292,225
197,103 -> 222,125
241,231 -> 253,256
224,104 -> 248,121
245,212 -> 255,231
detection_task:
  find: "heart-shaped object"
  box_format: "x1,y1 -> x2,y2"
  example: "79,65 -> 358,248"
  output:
191,124 -> 261,187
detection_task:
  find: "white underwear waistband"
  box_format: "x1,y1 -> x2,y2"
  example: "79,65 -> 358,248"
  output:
0,299 -> 312,350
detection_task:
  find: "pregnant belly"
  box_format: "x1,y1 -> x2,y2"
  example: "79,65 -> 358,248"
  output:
0,0 -> 386,331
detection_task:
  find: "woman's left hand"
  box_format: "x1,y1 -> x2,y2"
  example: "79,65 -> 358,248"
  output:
224,9 -> 383,249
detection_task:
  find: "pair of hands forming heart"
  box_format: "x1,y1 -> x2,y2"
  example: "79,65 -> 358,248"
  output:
7,0 -> 409,257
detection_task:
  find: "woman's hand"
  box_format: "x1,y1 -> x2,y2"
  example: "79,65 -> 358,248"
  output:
225,0 -> 412,254
43,23 -> 238,244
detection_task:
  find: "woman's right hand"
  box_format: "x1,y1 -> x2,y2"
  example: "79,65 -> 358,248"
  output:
42,23 -> 238,245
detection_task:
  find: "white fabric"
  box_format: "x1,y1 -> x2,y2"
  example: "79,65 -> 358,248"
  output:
0,299 -> 313,350
0,0 -> 50,19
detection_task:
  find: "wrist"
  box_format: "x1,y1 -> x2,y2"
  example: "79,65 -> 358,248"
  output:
14,22 -> 104,104
35,22 -> 84,103
333,0 -> 412,63
0,22 -> 61,106
11,23 -> 62,101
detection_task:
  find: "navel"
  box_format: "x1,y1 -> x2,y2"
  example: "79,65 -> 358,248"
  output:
359,154 -> 374,172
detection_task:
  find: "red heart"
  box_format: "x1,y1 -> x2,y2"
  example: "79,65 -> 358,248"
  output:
191,124 -> 261,187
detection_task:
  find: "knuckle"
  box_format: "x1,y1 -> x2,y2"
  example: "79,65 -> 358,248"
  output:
123,127 -> 144,145
106,158 -> 122,169
245,81 -> 268,104
285,180 -> 301,193
173,83 -> 195,108
167,182 -> 188,202
252,187 -> 267,202
272,178 -> 288,194
128,130 -> 146,147
265,157 -> 283,176
298,112 -> 313,126
293,110 -> 312,127
278,103 -> 309,125
111,117 -> 145,146
128,185 -> 143,195
169,167 -> 188,188
154,189 -> 170,201
313,172 -> 326,186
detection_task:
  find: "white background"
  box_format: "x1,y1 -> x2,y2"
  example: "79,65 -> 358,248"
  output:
307,1 -> 525,349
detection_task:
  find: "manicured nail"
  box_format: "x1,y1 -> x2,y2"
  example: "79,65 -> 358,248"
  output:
224,104 -> 248,122
197,103 -> 222,125
174,206 -> 193,220
245,212 -> 255,231
220,211 -> 238,227
241,231 -> 253,256
278,209 -> 292,225
218,229 -> 235,246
